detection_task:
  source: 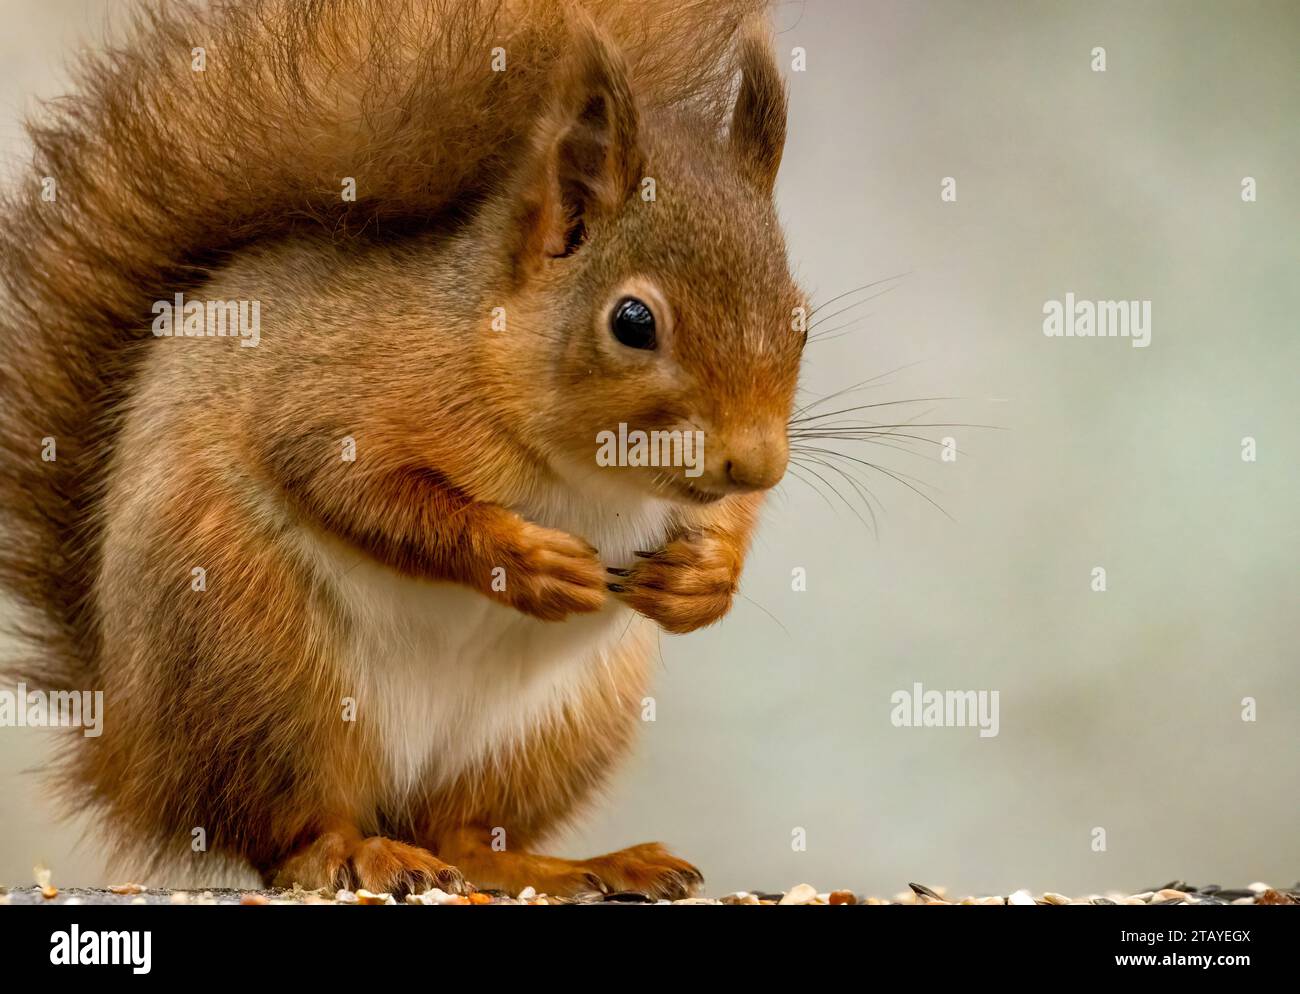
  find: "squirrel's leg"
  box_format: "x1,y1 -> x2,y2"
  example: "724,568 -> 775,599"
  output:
101,435 -> 468,896
609,492 -> 763,633
412,623 -> 701,899
267,822 -> 466,896
435,828 -> 702,900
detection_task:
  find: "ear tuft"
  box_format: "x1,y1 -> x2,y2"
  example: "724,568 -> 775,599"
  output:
730,22 -> 787,196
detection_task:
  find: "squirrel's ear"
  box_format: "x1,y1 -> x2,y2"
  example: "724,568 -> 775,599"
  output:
730,25 -> 787,196
513,20 -> 642,268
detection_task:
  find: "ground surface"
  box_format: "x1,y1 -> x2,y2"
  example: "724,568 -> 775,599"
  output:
4,881 -> 1296,906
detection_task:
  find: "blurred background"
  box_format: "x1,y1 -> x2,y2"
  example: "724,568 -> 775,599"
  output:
1,0 -> 1296,895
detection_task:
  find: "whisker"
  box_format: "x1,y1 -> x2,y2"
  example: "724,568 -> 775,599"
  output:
793,434 -> 938,461
790,361 -> 931,420
795,452 -> 882,536
807,283 -> 904,330
784,464 -> 838,516
805,272 -> 911,319
789,456 -> 866,526
795,445 -> 940,492
790,397 -> 959,425
736,592 -> 791,637
799,421 -> 999,431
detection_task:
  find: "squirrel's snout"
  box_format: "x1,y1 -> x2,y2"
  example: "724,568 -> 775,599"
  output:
707,429 -> 789,494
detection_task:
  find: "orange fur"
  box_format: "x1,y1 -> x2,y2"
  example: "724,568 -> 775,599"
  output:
0,0 -> 803,896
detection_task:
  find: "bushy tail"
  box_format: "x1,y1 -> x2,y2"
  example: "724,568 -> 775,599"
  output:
0,0 -> 767,687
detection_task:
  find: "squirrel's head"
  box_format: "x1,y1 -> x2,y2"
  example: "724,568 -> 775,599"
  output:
481,21 -> 802,505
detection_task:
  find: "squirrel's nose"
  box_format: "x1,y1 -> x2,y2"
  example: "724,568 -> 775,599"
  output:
714,429 -> 788,493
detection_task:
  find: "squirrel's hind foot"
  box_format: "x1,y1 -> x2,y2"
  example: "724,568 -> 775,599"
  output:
436,828 -> 703,901
269,831 -> 467,897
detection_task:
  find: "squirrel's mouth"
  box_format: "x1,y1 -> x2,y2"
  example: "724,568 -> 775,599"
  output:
661,479 -> 727,505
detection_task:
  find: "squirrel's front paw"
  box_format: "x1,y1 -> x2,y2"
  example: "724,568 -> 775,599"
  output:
608,530 -> 739,634
489,514 -> 606,621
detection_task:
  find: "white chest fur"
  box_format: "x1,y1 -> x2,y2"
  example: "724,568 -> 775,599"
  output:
297,486 -> 674,801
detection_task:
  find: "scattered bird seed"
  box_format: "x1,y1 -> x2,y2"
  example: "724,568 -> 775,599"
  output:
0,874 -> 1287,906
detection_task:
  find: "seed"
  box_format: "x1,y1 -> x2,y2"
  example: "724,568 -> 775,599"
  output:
829,890 -> 857,905
778,883 -> 818,905
1008,890 -> 1036,905
908,882 -> 944,901
1256,889 -> 1296,905
1042,892 -> 1071,905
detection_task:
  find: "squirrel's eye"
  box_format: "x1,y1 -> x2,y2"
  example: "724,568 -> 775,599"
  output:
609,296 -> 657,350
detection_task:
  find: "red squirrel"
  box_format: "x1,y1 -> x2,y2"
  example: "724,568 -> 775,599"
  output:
0,0 -> 803,898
